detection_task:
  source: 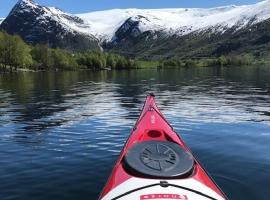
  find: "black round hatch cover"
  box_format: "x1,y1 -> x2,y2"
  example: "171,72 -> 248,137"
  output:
124,141 -> 194,178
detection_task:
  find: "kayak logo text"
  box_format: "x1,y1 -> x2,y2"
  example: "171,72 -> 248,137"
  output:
150,115 -> 156,124
140,194 -> 188,200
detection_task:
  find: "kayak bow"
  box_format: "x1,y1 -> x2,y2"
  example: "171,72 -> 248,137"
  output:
99,94 -> 227,200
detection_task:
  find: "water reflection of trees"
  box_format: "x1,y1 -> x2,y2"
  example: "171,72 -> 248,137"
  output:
0,67 -> 270,145
0,71 -> 110,144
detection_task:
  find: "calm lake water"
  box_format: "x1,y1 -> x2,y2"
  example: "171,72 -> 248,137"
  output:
0,66 -> 270,200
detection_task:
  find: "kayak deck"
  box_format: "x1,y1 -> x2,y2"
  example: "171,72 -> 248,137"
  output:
99,94 -> 227,200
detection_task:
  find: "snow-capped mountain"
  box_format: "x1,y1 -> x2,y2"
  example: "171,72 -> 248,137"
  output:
76,0 -> 270,58
77,0 -> 270,42
0,0 -> 100,51
1,0 -> 270,57
0,18 -> 4,25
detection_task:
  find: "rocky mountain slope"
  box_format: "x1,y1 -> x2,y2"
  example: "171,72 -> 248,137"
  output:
0,0 -> 100,51
1,0 -> 270,58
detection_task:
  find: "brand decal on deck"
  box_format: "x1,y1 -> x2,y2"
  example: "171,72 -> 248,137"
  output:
150,115 -> 156,124
140,194 -> 188,200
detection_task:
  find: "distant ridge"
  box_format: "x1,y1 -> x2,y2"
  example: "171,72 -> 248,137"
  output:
1,0 -> 270,58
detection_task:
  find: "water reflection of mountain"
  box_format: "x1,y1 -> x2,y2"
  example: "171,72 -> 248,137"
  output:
0,67 -> 270,145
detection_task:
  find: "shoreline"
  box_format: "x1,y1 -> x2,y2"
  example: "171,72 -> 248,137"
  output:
1,63 -> 268,74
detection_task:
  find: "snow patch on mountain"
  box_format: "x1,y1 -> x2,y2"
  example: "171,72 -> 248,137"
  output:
8,0 -> 92,36
77,0 -> 270,41
0,18 -> 4,25
43,7 -> 92,35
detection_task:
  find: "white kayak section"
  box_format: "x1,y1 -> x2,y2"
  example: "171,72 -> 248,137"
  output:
101,177 -> 225,200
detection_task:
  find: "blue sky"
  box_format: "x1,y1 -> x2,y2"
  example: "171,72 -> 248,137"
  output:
0,0 -> 261,18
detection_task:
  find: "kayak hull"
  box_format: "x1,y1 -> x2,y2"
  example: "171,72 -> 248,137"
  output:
99,95 -> 227,200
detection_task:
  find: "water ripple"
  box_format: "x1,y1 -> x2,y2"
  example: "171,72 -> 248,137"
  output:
0,67 -> 270,200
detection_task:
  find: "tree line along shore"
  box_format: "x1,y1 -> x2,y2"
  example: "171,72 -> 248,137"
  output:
0,31 -> 139,72
0,31 -> 259,72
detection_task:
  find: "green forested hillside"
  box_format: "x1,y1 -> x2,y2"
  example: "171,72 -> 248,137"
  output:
0,32 -> 138,71
107,18 -> 270,63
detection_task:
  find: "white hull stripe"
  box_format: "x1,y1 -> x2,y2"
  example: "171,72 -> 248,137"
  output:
101,178 -> 225,200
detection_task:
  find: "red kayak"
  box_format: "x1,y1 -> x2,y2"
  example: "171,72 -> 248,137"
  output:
99,94 -> 227,200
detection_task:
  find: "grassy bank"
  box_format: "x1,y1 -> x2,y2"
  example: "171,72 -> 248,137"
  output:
158,54 -> 257,68
136,60 -> 160,69
134,54 -> 261,69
